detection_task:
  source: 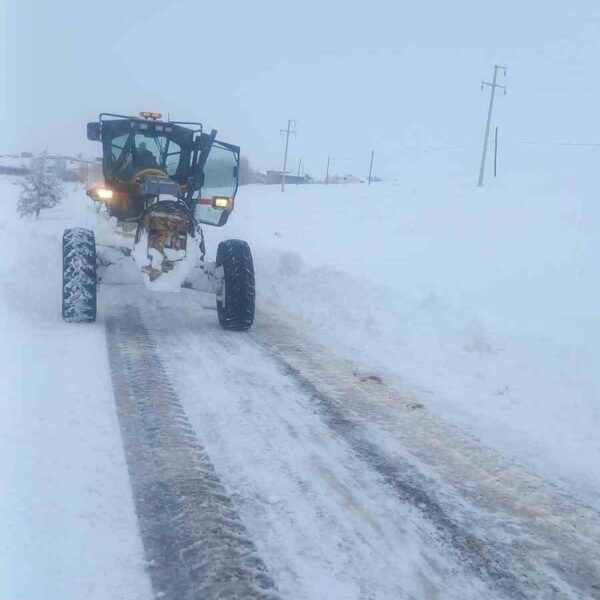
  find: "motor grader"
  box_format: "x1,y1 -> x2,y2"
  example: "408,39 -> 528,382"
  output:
62,111 -> 254,330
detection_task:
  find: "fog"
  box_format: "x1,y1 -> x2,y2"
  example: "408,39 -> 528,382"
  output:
2,0 -> 599,179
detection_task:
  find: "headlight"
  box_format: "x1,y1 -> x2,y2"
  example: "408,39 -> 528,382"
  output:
95,188 -> 114,200
87,188 -> 114,200
212,196 -> 233,210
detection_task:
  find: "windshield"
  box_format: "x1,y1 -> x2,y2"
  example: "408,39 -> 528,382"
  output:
108,132 -> 182,180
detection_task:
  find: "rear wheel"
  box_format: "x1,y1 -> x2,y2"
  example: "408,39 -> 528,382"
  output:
62,228 -> 97,322
216,239 -> 255,330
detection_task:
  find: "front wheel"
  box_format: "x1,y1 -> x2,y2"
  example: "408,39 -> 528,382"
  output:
62,228 -> 97,322
216,239 -> 255,331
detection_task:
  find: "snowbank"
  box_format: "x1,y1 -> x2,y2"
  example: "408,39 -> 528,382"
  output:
0,177 -> 151,600
210,175 -> 600,504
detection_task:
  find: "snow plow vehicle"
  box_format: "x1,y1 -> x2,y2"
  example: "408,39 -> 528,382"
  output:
62,111 -> 254,330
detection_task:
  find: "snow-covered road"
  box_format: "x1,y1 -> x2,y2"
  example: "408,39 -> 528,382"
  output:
2,176 -> 600,599
101,283 -> 600,599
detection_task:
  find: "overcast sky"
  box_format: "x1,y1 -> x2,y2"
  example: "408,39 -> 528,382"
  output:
2,0 -> 599,179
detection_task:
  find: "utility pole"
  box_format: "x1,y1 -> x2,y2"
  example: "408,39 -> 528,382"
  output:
478,65 -> 507,186
494,126 -> 499,177
280,119 -> 297,192
296,157 -> 302,184
368,150 -> 375,185
325,155 -> 330,185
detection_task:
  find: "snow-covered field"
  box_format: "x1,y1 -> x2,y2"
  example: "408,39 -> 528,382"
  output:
1,168 -> 599,598
216,173 -> 600,506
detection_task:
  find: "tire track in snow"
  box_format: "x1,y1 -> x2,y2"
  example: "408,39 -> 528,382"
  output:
252,307 -> 600,600
134,296 -> 494,600
105,305 -> 280,600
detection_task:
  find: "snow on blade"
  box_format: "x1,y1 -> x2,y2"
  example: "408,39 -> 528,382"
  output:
132,229 -> 200,293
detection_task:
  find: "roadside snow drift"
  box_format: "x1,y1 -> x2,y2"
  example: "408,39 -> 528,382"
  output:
0,177 -> 152,600
214,174 -> 600,505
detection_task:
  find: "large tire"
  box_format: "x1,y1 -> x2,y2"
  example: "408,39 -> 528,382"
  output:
62,228 -> 97,322
216,239 -> 255,331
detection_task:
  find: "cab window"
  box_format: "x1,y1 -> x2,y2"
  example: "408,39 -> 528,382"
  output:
202,144 -> 238,200
110,133 -> 128,163
195,142 -> 239,226
133,134 -> 182,177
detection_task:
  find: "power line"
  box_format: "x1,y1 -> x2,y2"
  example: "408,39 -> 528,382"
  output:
368,150 -> 375,185
478,65 -> 507,186
494,126 -> 499,177
280,119 -> 297,192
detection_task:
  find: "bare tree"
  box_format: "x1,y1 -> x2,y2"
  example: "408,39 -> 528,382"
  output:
18,152 -> 64,219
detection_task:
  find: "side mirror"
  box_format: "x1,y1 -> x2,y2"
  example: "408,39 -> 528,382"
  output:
87,122 -> 101,141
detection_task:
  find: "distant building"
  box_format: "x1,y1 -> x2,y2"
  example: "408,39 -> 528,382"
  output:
0,152 -> 102,182
337,174 -> 363,184
266,170 -> 312,185
0,154 -> 29,175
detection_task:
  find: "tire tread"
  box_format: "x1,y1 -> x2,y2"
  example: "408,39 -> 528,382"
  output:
62,227 -> 97,322
216,239 -> 255,331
